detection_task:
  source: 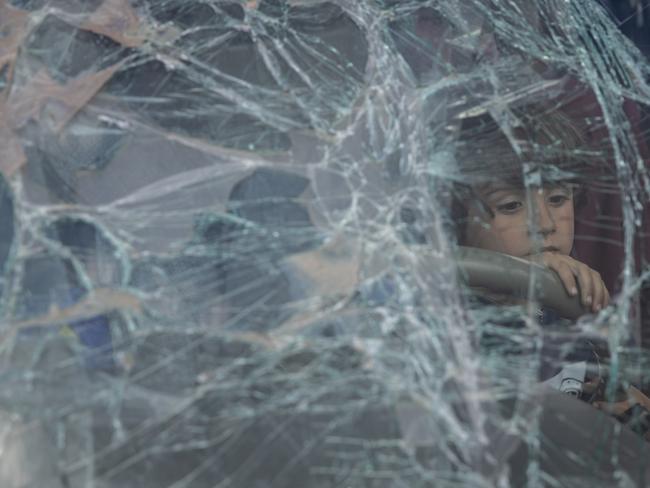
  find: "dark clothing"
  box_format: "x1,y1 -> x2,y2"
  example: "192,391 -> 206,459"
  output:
471,293 -> 606,391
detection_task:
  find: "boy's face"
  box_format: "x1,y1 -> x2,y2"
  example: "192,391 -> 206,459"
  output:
463,182 -> 575,258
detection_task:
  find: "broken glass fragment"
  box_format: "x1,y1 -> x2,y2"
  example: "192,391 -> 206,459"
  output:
0,0 -> 650,486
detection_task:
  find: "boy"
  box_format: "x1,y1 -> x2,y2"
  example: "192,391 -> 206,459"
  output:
452,106 -> 610,314
448,105 -> 619,408
461,181 -> 609,314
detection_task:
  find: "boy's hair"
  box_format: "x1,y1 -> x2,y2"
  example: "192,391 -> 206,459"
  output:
449,104 -> 589,244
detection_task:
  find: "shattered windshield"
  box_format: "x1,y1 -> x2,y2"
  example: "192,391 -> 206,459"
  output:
1,0 -> 650,486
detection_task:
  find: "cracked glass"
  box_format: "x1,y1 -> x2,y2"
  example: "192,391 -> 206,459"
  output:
1,0 -> 650,486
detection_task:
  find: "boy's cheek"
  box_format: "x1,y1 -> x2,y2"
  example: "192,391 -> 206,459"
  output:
465,222 -> 531,257
495,227 -> 532,257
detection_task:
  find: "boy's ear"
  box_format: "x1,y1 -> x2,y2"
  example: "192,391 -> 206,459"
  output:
471,196 -> 495,219
449,185 -> 489,245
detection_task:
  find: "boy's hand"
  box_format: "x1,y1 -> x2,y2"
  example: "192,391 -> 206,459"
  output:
530,252 -> 610,313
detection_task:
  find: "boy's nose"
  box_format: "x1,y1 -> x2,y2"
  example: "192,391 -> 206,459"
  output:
532,198 -> 556,236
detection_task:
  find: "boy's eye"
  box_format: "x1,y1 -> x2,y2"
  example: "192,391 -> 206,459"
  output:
495,201 -> 523,213
548,194 -> 570,206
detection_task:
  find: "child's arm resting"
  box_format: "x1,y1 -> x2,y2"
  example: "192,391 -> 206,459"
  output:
530,252 -> 610,313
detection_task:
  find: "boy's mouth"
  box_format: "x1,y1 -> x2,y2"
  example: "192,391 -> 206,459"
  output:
527,246 -> 559,255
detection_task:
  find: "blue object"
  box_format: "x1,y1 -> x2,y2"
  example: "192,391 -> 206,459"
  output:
20,286 -> 116,372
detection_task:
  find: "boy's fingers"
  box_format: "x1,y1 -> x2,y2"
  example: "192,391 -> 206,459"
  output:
599,276 -> 610,309
574,263 -> 594,309
591,271 -> 604,312
540,253 -> 610,312
554,261 -> 578,297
